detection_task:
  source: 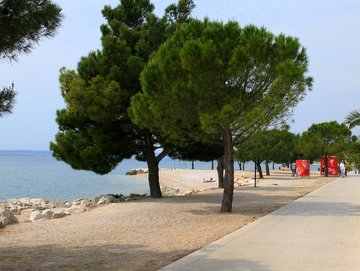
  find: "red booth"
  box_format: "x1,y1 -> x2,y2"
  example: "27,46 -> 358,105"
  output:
320,156 -> 339,175
296,160 -> 310,177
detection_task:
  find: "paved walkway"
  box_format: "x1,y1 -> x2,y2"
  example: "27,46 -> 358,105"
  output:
160,174 -> 360,271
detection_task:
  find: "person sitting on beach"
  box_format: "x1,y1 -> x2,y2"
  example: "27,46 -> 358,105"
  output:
202,178 -> 215,183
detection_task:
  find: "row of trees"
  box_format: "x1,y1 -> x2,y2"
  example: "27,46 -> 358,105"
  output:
2,1 -> 359,213
50,0 -> 312,212
235,121 -> 355,178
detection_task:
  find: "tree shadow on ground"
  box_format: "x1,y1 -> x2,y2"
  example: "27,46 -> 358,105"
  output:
132,184 -> 317,217
0,243 -> 193,271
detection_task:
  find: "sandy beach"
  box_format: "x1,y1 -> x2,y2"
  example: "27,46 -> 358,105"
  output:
0,169 -> 335,271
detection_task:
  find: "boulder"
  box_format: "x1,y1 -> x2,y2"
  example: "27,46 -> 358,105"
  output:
7,204 -> 18,214
20,209 -> 34,219
42,209 -> 54,219
67,204 -> 87,214
29,210 -> 48,221
30,198 -> 49,207
73,198 -> 94,207
96,196 -> 111,205
64,201 -> 72,208
129,193 -> 143,200
95,195 -> 116,205
18,198 -> 32,206
51,208 -> 70,219
0,205 -> 19,226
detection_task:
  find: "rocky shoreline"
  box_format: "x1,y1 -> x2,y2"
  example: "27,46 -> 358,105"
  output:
0,193 -> 147,228
0,171 -> 257,229
0,168 -> 256,229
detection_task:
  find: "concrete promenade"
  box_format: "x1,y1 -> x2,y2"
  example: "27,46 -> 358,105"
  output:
160,173 -> 360,271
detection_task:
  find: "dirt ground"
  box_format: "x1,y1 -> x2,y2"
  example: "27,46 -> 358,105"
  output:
0,170 -> 335,271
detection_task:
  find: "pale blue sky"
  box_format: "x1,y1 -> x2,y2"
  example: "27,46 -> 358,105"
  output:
1,0 -> 359,150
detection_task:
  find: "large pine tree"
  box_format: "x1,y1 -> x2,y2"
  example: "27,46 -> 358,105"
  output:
131,20 -> 312,212
51,0 -> 195,198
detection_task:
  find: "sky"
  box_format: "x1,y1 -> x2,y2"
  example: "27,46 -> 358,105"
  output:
1,0 -> 359,150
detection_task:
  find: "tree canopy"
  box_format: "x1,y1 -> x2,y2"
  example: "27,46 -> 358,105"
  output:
0,0 -> 62,61
51,0 -> 195,198
235,129 -> 298,177
345,137 -> 360,170
0,0 -> 62,117
131,19 -> 312,212
299,121 -> 352,176
0,83 -> 15,116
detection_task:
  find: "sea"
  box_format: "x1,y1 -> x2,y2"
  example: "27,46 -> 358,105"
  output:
0,150 -> 319,202
0,150 -> 214,202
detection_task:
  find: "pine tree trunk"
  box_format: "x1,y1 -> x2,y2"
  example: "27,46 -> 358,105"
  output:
254,161 -> 257,187
221,128 -> 234,213
238,161 -> 242,170
211,160 -> 214,170
265,161 -> 270,176
145,132 -> 162,198
257,161 -> 264,179
217,157 -> 224,188
324,155 -> 329,177
191,160 -> 194,169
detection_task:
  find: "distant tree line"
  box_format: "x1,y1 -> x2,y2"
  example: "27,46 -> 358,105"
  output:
235,121 -> 354,178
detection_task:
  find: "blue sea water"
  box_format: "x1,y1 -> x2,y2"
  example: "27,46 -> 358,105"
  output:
0,150 -> 214,202
0,150 -> 319,202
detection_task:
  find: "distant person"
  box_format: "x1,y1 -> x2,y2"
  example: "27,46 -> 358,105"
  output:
340,160 -> 346,178
345,162 -> 348,177
291,162 -> 296,177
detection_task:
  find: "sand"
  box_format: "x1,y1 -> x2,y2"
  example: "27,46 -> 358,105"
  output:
0,169 -> 334,271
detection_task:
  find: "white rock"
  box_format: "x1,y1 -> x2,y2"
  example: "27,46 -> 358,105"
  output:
0,205 -> 19,226
42,209 -> 54,219
73,198 -> 94,206
96,196 -> 113,205
46,202 -> 57,209
20,208 -> 34,218
30,198 -> 49,207
18,198 -> 31,206
80,199 -> 95,207
51,208 -> 70,219
67,205 -> 87,214
64,201 -> 72,208
29,210 -> 48,221
17,206 -> 30,215
7,204 -> 18,214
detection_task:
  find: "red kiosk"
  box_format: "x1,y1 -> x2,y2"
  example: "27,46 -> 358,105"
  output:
296,160 -> 310,177
320,156 -> 339,175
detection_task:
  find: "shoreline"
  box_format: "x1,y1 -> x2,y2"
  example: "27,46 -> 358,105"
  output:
0,169 -> 336,270
132,168 -> 323,194
1,169 -> 327,225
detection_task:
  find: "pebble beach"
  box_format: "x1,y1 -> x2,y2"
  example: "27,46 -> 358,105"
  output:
0,169 -> 335,271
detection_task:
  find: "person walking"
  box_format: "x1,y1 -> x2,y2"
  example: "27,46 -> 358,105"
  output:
291,162 -> 296,177
340,160 -> 346,178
